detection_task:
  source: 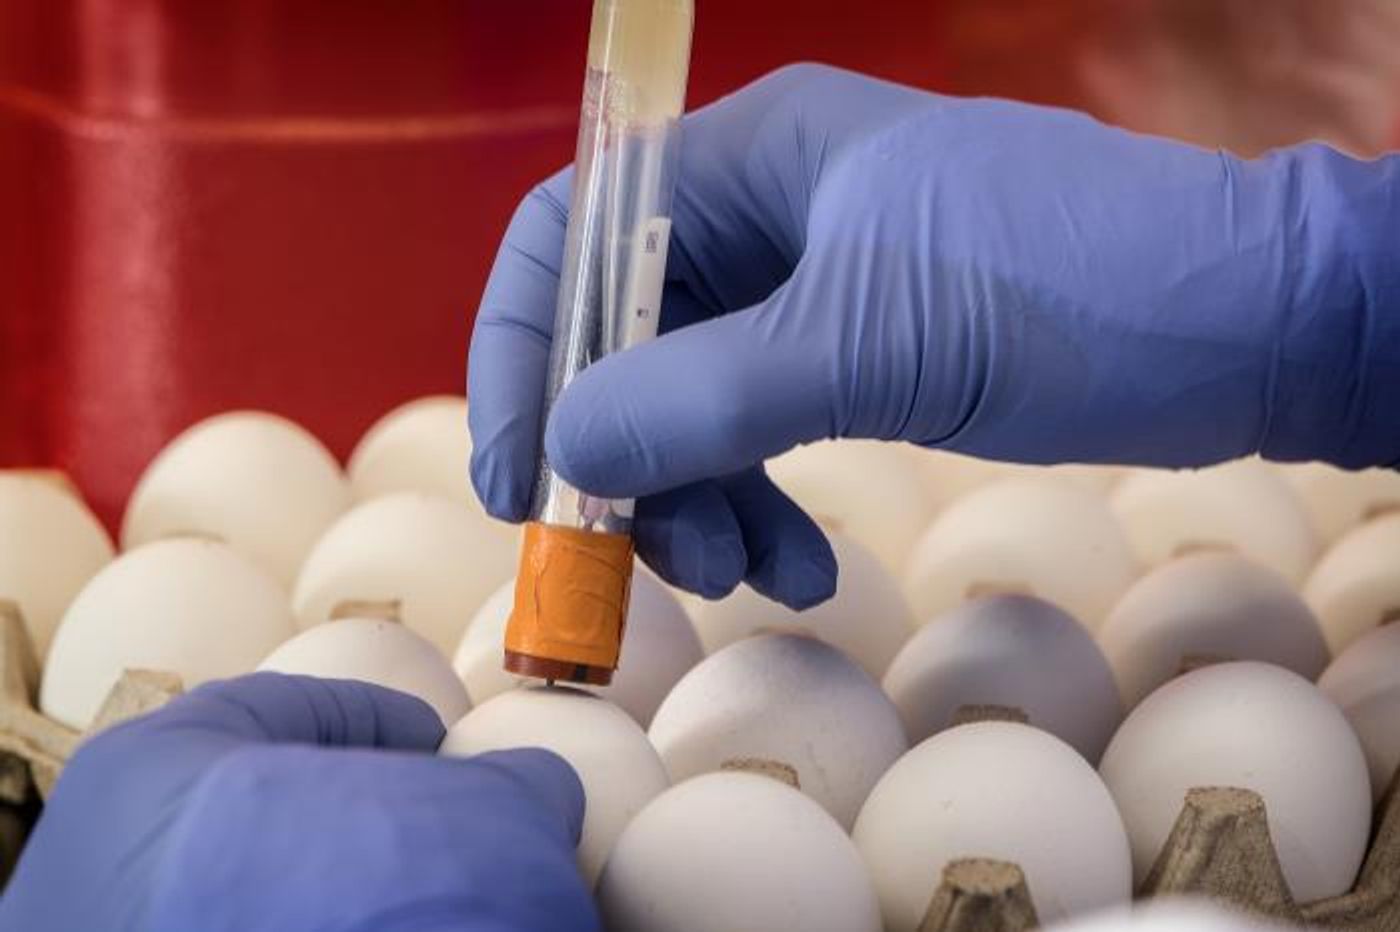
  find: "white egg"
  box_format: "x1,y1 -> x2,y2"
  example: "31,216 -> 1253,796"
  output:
852,722 -> 1132,930
900,449 -> 1009,514
258,618 -> 470,727
1303,512 -> 1400,655
767,439 -> 934,577
902,450 -> 1124,515
1110,461 -> 1317,583
1097,553 -> 1330,709
40,538 -> 296,729
292,492 -> 516,656
691,531 -> 915,680
0,474 -> 115,659
1318,623 -> 1400,802
1098,662 -> 1371,903
347,395 -> 477,508
438,687 -> 668,884
1276,461 -> 1400,546
648,633 -> 907,828
882,594 -> 1121,761
452,564 -> 703,725
597,771 -> 881,932
122,411 -> 351,587
1051,898 -> 1288,931
903,477 -> 1138,629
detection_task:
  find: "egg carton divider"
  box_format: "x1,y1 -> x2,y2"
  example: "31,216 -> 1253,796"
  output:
718,757 -> 801,789
918,858 -> 1038,932
0,607 -> 184,803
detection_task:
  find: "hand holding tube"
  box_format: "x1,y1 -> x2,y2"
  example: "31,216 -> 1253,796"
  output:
469,64 -> 1400,606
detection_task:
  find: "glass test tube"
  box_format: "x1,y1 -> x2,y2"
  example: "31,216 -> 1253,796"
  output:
504,0 -> 693,686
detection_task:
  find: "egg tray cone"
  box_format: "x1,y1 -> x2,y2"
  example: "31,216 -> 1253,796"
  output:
917,705 -> 1400,932
0,604 -> 183,882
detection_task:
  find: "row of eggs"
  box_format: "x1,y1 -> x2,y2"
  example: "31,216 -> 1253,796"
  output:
1,400 -> 1397,929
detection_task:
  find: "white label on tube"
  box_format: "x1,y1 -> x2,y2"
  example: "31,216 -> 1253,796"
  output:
622,216 -> 671,348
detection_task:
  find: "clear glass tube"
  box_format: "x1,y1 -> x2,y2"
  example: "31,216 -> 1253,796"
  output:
529,0 -> 694,534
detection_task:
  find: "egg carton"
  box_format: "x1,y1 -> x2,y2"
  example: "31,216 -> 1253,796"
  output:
0,603 -> 183,806
0,592 -> 405,820
915,704 -> 1400,932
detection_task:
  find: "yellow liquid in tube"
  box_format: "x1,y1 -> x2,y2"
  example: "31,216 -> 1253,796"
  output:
588,0 -> 693,124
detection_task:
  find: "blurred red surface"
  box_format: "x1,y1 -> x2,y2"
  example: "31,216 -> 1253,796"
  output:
0,1 -> 962,527
12,1 -> 1390,529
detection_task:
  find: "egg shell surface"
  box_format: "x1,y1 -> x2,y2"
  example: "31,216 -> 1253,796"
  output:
1318,622 -> 1400,802
597,771 -> 881,932
1303,512 -> 1400,655
1098,661 -> 1371,903
1097,552 -> 1330,708
41,538 -> 296,729
293,492 -> 517,656
692,530 -> 915,680
259,617 -> 470,727
439,687 -> 668,884
121,411 -> 351,587
852,721 -> 1132,930
904,476 -> 1138,629
347,395 -> 478,509
648,633 -> 907,828
1110,461 -> 1317,583
0,474 -> 115,658
767,439 -> 934,577
882,594 -> 1121,761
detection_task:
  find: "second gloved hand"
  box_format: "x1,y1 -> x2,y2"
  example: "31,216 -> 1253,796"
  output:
469,64 -> 1398,607
0,674 -> 598,932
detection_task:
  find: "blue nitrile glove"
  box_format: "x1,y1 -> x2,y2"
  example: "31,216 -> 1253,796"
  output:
0,673 -> 599,932
468,63 -> 1400,607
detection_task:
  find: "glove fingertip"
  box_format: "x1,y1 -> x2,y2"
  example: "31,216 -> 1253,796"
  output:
469,447 -> 530,523
776,546 -> 839,610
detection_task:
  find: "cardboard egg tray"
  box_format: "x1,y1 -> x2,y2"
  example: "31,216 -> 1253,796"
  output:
911,704 -> 1400,931
0,608 -> 1393,930
0,604 -> 183,880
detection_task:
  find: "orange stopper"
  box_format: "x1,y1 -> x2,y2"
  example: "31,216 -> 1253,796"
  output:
503,521 -> 634,685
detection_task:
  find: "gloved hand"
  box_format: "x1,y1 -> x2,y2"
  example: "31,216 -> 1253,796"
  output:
0,674 -> 599,932
468,63 -> 1399,606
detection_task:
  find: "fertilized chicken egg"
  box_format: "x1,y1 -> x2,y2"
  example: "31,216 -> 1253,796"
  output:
258,617 -> 470,727
648,633 -> 907,828
852,721 -> 1132,930
1098,661 -> 1371,903
452,563 -> 702,725
691,530 -> 915,680
121,411 -> 351,587
439,686 -> 668,884
1050,898 -> 1289,931
903,476 -> 1138,629
346,395 -> 478,508
1318,622 -> 1400,802
766,439 -> 934,576
1110,460 -> 1317,583
0,473 -> 114,658
597,771 -> 881,932
41,538 -> 297,729
903,449 -> 1124,514
882,594 -> 1121,761
292,491 -> 516,656
1097,552 -> 1329,708
1303,512 -> 1400,654
1275,461 -> 1400,546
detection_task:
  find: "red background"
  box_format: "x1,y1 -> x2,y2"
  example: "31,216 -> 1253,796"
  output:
2,1 -> 1391,528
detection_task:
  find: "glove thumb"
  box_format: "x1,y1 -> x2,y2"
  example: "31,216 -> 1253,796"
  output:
544,283 -> 837,500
